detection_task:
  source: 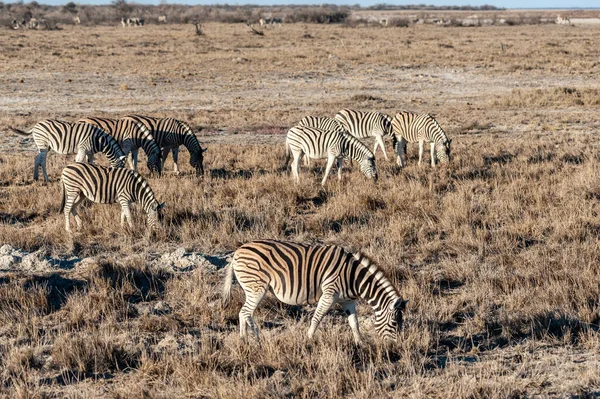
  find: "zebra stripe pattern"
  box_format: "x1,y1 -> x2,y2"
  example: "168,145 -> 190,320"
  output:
124,115 -> 206,176
334,109 -> 396,161
78,116 -> 162,175
297,116 -> 348,166
222,239 -> 408,344
285,126 -> 377,186
391,112 -> 452,167
9,120 -> 126,182
60,163 -> 164,232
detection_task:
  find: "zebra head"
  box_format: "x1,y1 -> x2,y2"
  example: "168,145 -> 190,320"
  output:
147,201 -> 165,229
374,298 -> 408,340
436,139 -> 452,164
190,147 -> 207,177
359,157 -> 378,181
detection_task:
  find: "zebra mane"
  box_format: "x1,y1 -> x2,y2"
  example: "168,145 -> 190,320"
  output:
341,132 -> 374,158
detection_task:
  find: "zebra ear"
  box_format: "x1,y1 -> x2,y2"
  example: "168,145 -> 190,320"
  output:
119,155 -> 126,161
202,148 -> 208,153
158,202 -> 165,209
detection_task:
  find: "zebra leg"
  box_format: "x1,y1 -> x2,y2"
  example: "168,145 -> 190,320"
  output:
307,290 -> 336,340
291,151 -> 302,183
75,149 -> 87,163
119,198 -> 133,228
161,148 -> 170,172
130,149 -> 139,172
172,148 -> 180,175
396,138 -> 406,167
71,194 -> 84,230
341,301 -> 361,344
430,142 -> 436,167
418,140 -> 424,167
337,158 -> 343,181
33,151 -> 43,181
321,155 -> 336,186
87,153 -> 95,164
63,192 -> 81,232
303,155 -> 310,167
239,287 -> 267,344
376,135 -> 389,161
39,151 -> 49,182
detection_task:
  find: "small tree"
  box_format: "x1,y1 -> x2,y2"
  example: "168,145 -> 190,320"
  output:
63,2 -> 78,14
112,0 -> 132,15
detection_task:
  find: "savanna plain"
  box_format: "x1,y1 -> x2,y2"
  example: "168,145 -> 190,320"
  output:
1,14 -> 600,398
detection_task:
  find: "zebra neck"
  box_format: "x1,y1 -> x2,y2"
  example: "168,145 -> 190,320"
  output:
132,176 -> 156,212
354,261 -> 399,313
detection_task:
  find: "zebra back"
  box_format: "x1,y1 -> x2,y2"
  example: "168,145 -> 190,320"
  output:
334,109 -> 394,140
298,116 -> 346,134
228,240 -> 406,339
61,162 -> 163,227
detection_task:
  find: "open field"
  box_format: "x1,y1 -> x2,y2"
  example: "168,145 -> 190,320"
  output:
1,18 -> 600,397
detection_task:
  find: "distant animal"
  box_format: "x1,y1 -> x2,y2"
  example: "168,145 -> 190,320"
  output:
158,15 -> 167,23
285,126 -> 377,186
259,18 -> 266,27
259,17 -> 282,28
77,116 -> 162,175
379,19 -> 388,26
391,112 -> 451,167
60,163 -> 164,233
28,18 -> 39,29
334,109 -> 395,161
9,120 -> 126,182
11,19 -> 21,29
556,15 -> 570,24
222,239 -> 408,344
121,17 -> 127,27
297,116 -> 347,166
124,115 -> 206,176
73,16 -> 80,25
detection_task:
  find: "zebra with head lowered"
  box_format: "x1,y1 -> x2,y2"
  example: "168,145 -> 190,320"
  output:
285,126 -> 377,186
223,239 -> 408,344
9,120 -> 126,182
334,109 -> 396,161
391,112 -> 452,167
60,163 -> 164,233
125,115 -> 206,177
78,116 -> 162,175
297,116 -> 347,166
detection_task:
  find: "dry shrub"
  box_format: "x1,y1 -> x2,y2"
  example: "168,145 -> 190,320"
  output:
494,87 -> 600,107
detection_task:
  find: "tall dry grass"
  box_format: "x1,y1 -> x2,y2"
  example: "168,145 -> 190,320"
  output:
1,129 -> 600,396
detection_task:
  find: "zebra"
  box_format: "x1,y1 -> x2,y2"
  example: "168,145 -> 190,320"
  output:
297,116 -> 347,166
60,163 -> 164,233
78,116 -> 162,175
334,109 -> 396,161
9,120 -> 126,182
391,112 -> 452,167
222,239 -> 408,344
125,115 -> 206,177
285,126 -> 377,186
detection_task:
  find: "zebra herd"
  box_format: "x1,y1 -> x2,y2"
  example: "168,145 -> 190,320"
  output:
8,108 -> 450,344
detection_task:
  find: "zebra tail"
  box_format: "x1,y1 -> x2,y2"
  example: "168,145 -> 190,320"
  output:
284,140 -> 291,167
59,178 -> 66,213
8,126 -> 31,136
222,260 -> 235,306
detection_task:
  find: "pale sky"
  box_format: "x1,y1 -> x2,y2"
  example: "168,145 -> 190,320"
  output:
6,0 -> 600,9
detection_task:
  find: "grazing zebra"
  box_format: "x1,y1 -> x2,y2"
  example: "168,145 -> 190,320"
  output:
125,115 -> 206,176
222,239 -> 408,344
60,163 -> 164,232
297,116 -> 347,166
285,126 -> 377,186
9,120 -> 126,182
334,109 -> 396,161
391,112 -> 452,167
78,116 -> 162,175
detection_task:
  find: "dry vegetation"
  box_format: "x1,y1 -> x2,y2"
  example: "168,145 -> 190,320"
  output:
1,16 -> 600,398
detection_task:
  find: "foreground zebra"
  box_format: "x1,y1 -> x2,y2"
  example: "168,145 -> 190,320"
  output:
222,240 -> 408,344
78,116 -> 162,175
391,112 -> 452,167
334,109 -> 396,161
285,126 -> 377,186
60,163 -> 164,232
9,120 -> 126,182
125,115 -> 206,176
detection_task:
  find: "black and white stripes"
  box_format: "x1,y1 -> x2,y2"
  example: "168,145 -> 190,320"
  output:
125,115 -> 207,176
9,120 -> 126,182
60,163 -> 164,232
222,239 -> 408,343
285,126 -> 377,186
391,112 -> 452,167
335,109 -> 395,161
78,116 -> 162,174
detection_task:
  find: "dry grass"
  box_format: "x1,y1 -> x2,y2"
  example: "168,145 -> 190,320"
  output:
1,19 -> 600,397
